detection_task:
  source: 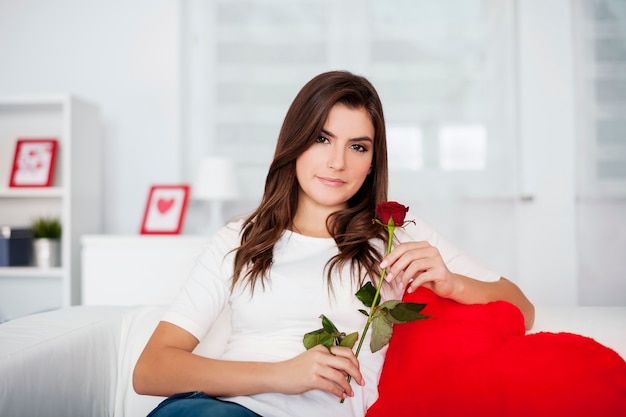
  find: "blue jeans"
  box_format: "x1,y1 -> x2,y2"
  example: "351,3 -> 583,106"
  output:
147,392 -> 262,417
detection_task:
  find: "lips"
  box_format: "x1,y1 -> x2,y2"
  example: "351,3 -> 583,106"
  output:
317,176 -> 346,187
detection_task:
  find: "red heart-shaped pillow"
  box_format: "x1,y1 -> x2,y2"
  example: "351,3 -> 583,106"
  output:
367,287 -> 626,417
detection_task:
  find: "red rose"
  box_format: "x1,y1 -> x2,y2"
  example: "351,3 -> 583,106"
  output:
376,201 -> 409,226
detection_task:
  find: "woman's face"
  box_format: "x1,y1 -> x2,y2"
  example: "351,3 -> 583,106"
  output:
295,103 -> 374,214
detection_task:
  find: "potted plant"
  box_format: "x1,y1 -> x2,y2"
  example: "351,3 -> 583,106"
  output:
31,216 -> 62,267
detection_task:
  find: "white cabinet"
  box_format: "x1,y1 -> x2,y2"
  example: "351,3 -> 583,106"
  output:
81,235 -> 210,306
0,95 -> 101,321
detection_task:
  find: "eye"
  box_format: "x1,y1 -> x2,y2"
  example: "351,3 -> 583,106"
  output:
350,143 -> 368,153
316,136 -> 330,144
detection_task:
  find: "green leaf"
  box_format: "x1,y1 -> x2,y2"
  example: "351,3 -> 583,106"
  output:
378,300 -> 404,324
358,309 -> 369,316
319,332 -> 335,349
303,329 -> 322,349
339,332 -> 359,348
370,316 -> 393,353
371,305 -> 385,320
389,302 -> 430,323
320,314 -> 339,334
31,216 -> 62,239
303,329 -> 334,350
355,282 -> 379,308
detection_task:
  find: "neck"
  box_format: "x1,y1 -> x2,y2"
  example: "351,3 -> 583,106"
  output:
292,195 -> 344,238
291,220 -> 331,238
291,209 -> 334,238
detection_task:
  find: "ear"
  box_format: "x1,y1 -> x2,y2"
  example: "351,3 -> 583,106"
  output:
368,165 -> 373,174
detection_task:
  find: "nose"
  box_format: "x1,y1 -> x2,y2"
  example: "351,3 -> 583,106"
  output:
328,143 -> 346,170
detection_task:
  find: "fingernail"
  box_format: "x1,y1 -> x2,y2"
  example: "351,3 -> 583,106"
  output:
385,272 -> 394,281
380,260 -> 388,268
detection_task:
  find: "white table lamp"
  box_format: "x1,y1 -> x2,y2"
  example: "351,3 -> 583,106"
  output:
193,157 -> 239,234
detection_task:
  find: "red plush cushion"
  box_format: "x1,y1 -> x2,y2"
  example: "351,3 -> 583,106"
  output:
367,287 -> 626,417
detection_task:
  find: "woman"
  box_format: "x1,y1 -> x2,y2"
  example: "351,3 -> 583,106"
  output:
133,70 -> 534,417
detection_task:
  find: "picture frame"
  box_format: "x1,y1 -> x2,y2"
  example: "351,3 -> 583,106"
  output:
9,138 -> 59,187
140,184 -> 190,235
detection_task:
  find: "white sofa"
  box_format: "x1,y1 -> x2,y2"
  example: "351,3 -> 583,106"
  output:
1,299 -> 625,417
2,234 -> 625,416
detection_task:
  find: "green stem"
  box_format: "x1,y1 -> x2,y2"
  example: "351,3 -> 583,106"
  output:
342,224 -> 395,400
354,262 -> 388,358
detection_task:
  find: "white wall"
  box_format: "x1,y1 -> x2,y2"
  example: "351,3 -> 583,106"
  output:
0,0 -> 180,234
1,0 -> 623,307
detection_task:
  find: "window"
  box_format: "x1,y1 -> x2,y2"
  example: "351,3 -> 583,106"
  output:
573,0 -> 626,305
574,0 -> 626,198
181,0 -> 518,204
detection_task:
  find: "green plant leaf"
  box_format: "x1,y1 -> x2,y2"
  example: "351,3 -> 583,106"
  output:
319,333 -> 334,349
31,216 -> 62,239
389,302 -> 430,323
355,282 -> 379,308
358,309 -> 369,316
370,316 -> 393,353
303,328 -> 323,349
371,305 -> 385,320
378,300 -> 404,324
320,314 -> 339,334
303,329 -> 334,350
339,331 -> 359,348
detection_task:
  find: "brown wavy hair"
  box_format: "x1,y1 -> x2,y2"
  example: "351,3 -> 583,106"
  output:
232,70 -> 389,292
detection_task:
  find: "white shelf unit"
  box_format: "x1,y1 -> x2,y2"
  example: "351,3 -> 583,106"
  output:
0,95 -> 102,321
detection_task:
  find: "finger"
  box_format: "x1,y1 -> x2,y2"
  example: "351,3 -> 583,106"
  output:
304,347 -> 354,398
329,346 -> 357,363
407,269 -> 453,295
314,373 -> 351,399
328,350 -> 363,386
329,347 -> 363,385
381,241 -> 426,268
380,242 -> 414,268
406,273 -> 428,293
400,258 -> 435,287
383,243 -> 433,281
399,244 -> 445,283
317,366 -> 355,398
387,251 -> 430,283
385,255 -> 414,282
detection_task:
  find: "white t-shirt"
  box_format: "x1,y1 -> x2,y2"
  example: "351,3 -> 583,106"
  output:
162,214 -> 500,417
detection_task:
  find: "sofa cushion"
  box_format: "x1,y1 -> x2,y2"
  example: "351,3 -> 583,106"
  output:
116,305 -> 232,417
0,306 -> 129,417
115,306 -> 165,417
367,287 -> 626,417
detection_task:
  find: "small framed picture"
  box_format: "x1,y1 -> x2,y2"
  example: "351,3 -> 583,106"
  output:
140,185 -> 190,235
9,138 -> 58,187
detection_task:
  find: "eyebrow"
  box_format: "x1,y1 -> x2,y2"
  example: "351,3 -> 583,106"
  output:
321,129 -> 374,143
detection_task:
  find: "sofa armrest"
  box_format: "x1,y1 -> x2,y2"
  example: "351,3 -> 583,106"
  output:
114,304 -> 232,417
530,305 -> 626,360
0,306 -> 131,417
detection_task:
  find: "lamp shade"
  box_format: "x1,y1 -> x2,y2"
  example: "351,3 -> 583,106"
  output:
192,157 -> 239,201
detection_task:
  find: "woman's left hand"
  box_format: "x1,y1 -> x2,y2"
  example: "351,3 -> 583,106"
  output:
381,241 -> 460,298
381,241 -> 536,330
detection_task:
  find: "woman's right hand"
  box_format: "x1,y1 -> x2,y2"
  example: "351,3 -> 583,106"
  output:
135,322 -> 365,399
274,344 -> 364,399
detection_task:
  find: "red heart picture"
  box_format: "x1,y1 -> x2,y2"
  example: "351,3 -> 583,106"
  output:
140,185 -> 190,235
156,198 -> 174,214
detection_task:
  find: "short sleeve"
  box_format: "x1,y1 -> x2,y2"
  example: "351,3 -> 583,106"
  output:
161,221 -> 241,341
